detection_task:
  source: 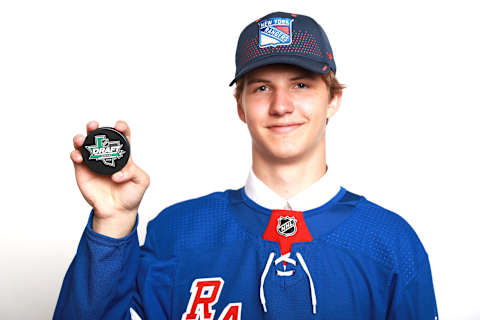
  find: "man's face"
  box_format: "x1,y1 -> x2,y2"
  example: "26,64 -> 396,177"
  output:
237,63 -> 341,163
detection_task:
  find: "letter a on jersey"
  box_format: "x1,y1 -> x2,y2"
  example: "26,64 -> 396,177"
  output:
218,303 -> 242,320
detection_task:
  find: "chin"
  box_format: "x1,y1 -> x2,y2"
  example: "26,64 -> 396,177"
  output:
253,136 -> 305,160
266,146 -> 304,160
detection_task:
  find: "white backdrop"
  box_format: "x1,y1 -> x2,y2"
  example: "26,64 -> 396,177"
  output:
1,0 -> 479,319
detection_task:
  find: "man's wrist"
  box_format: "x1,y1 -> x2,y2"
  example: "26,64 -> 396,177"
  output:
92,210 -> 137,239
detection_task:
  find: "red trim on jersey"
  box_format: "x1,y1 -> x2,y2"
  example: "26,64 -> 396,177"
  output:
262,209 -> 313,255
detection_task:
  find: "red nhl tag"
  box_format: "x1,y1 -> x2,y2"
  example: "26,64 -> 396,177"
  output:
262,209 -> 313,255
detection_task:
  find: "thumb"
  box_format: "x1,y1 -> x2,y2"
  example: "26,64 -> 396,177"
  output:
112,169 -> 128,183
111,161 -> 149,186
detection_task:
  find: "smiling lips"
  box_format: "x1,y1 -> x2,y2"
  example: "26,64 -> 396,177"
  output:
267,123 -> 303,133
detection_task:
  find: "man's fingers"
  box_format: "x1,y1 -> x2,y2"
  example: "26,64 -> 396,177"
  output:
73,134 -> 85,149
114,120 -> 131,143
84,120 -> 130,142
70,149 -> 83,164
86,120 -> 99,135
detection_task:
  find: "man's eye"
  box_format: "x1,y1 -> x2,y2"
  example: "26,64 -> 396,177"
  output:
296,83 -> 308,89
256,85 -> 267,92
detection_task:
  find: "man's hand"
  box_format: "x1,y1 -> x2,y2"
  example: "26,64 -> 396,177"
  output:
70,120 -> 150,238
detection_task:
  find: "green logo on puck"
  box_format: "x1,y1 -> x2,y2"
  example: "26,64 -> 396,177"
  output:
84,135 -> 126,167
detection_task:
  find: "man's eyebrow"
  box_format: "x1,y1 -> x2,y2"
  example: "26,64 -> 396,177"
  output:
289,72 -> 316,81
246,78 -> 271,85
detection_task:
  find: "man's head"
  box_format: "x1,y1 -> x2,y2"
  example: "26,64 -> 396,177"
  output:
235,63 -> 343,163
230,12 -> 345,163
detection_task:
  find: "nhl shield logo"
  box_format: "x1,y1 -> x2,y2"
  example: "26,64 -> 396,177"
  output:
258,17 -> 294,48
277,216 -> 297,237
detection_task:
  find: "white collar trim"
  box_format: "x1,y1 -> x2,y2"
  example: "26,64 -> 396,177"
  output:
244,165 -> 341,212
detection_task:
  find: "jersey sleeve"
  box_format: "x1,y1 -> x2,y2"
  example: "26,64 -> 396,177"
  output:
53,209 -> 175,320
387,253 -> 439,320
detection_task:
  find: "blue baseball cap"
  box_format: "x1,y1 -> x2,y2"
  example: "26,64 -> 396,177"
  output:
229,11 -> 336,86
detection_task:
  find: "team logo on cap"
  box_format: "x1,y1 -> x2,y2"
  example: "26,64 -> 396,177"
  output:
84,135 -> 126,167
258,17 -> 294,48
277,216 -> 297,237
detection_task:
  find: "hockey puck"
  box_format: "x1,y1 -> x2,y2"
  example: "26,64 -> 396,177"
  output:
80,127 -> 130,175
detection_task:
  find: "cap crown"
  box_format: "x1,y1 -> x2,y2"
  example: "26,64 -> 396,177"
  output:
230,12 -> 336,86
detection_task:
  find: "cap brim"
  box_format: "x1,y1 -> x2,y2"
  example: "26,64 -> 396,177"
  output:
228,55 -> 331,87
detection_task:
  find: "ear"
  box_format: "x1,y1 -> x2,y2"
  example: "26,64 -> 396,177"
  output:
237,100 -> 246,123
326,90 -> 342,120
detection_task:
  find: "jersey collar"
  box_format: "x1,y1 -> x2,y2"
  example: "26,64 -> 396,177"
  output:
244,164 -> 341,212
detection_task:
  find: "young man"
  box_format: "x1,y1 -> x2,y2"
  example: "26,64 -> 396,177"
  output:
54,11 -> 438,320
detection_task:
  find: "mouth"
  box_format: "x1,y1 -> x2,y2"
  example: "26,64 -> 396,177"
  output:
267,123 -> 304,134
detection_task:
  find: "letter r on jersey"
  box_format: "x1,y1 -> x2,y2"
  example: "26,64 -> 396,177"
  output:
182,277 -> 224,320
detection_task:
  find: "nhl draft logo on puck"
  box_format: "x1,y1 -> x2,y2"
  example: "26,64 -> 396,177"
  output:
84,135 -> 125,167
258,17 -> 294,48
81,127 -> 130,175
277,216 -> 297,237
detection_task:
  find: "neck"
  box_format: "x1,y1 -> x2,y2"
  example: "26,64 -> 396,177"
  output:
251,138 -> 327,200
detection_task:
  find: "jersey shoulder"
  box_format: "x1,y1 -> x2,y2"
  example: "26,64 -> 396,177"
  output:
325,188 -> 428,285
147,188 -> 248,252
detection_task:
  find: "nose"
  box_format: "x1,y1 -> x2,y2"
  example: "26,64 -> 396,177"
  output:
269,88 -> 294,116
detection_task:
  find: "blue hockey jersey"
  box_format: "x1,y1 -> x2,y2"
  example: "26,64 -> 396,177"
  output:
53,186 -> 438,319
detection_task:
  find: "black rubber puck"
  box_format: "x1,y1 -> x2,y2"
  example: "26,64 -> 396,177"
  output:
80,127 -> 130,175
